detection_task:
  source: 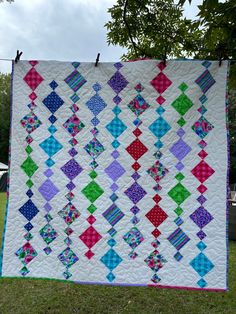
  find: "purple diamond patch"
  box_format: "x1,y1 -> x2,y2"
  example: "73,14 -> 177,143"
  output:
108,71 -> 128,94
111,150 -> 120,159
113,95 -> 122,104
190,206 -> 213,229
124,182 -> 147,204
68,148 -> 78,157
39,179 -> 59,202
44,169 -> 53,178
175,161 -> 184,171
170,138 -> 191,161
131,172 -> 140,181
110,183 -> 118,192
44,203 -> 52,212
61,159 -> 83,180
197,195 -> 207,205
105,160 -> 125,182
66,181 -> 76,191
197,230 -> 207,240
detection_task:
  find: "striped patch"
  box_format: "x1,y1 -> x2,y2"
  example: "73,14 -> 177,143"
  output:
167,227 -> 190,251
70,93 -> 80,103
65,70 -> 87,92
103,204 -> 124,226
195,70 -> 215,94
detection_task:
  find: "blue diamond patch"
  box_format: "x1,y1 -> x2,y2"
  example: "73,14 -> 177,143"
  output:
106,117 -> 127,138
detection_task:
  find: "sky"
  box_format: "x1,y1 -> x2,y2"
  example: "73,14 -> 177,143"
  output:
0,0 -> 201,73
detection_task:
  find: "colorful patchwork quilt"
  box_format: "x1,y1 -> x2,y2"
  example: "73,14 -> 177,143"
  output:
0,60 -> 229,291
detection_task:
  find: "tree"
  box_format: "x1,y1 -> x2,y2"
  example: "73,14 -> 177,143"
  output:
105,0 -> 202,61
0,73 -> 10,164
106,0 -> 236,60
105,0 -> 236,182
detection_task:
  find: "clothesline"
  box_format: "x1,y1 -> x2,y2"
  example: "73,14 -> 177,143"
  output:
0,57 -> 236,63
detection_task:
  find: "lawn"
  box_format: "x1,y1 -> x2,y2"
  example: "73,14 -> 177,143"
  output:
0,192 -> 235,314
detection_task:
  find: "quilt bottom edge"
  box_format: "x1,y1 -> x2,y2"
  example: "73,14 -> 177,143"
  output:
0,275 -> 228,292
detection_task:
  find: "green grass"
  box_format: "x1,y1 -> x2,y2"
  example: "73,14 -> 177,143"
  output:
0,192 -> 235,314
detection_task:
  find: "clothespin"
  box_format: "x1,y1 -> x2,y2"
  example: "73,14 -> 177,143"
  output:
219,54 -> 223,67
95,53 -> 100,67
162,49 -> 167,67
216,44 -> 224,67
15,50 -> 23,63
162,55 -> 167,67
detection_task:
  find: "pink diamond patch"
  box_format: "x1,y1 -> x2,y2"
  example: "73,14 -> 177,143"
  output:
85,249 -> 95,259
29,60 -> 38,66
79,226 -> 102,249
87,215 -> 96,225
24,68 -> 44,91
156,96 -> 166,105
150,72 -> 172,94
29,92 -> 37,100
191,160 -> 215,183
198,150 -> 208,159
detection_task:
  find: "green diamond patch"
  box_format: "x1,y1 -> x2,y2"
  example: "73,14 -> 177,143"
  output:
174,206 -> 183,216
171,94 -> 193,116
25,145 -> 33,154
178,82 -> 188,92
26,179 -> 33,188
21,156 -> 38,177
89,170 -> 97,179
177,117 -> 186,127
175,173 -> 185,181
168,182 -> 191,205
82,181 -> 104,203
87,204 -> 97,214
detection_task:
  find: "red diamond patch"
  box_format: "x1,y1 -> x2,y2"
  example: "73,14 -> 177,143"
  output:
146,205 -> 168,227
132,162 -> 141,171
29,92 -> 37,100
152,229 -> 161,238
29,60 -> 38,66
133,128 -> 142,137
126,138 -> 148,161
157,61 -> 166,71
153,194 -> 162,203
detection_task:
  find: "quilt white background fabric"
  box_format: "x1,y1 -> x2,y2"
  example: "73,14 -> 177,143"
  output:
0,60 -> 228,291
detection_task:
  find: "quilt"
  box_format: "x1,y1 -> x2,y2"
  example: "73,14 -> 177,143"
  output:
0,60 -> 229,291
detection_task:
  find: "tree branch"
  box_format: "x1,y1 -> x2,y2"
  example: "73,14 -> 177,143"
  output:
123,0 -> 151,58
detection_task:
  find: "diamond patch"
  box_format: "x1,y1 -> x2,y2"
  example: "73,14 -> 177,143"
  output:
124,182 -> 147,204
82,181 -> 104,203
168,183 -> 191,205
63,114 -> 85,136
61,159 -> 83,180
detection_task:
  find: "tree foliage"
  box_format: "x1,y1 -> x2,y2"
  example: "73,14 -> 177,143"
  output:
0,73 -> 10,164
105,0 -> 202,61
